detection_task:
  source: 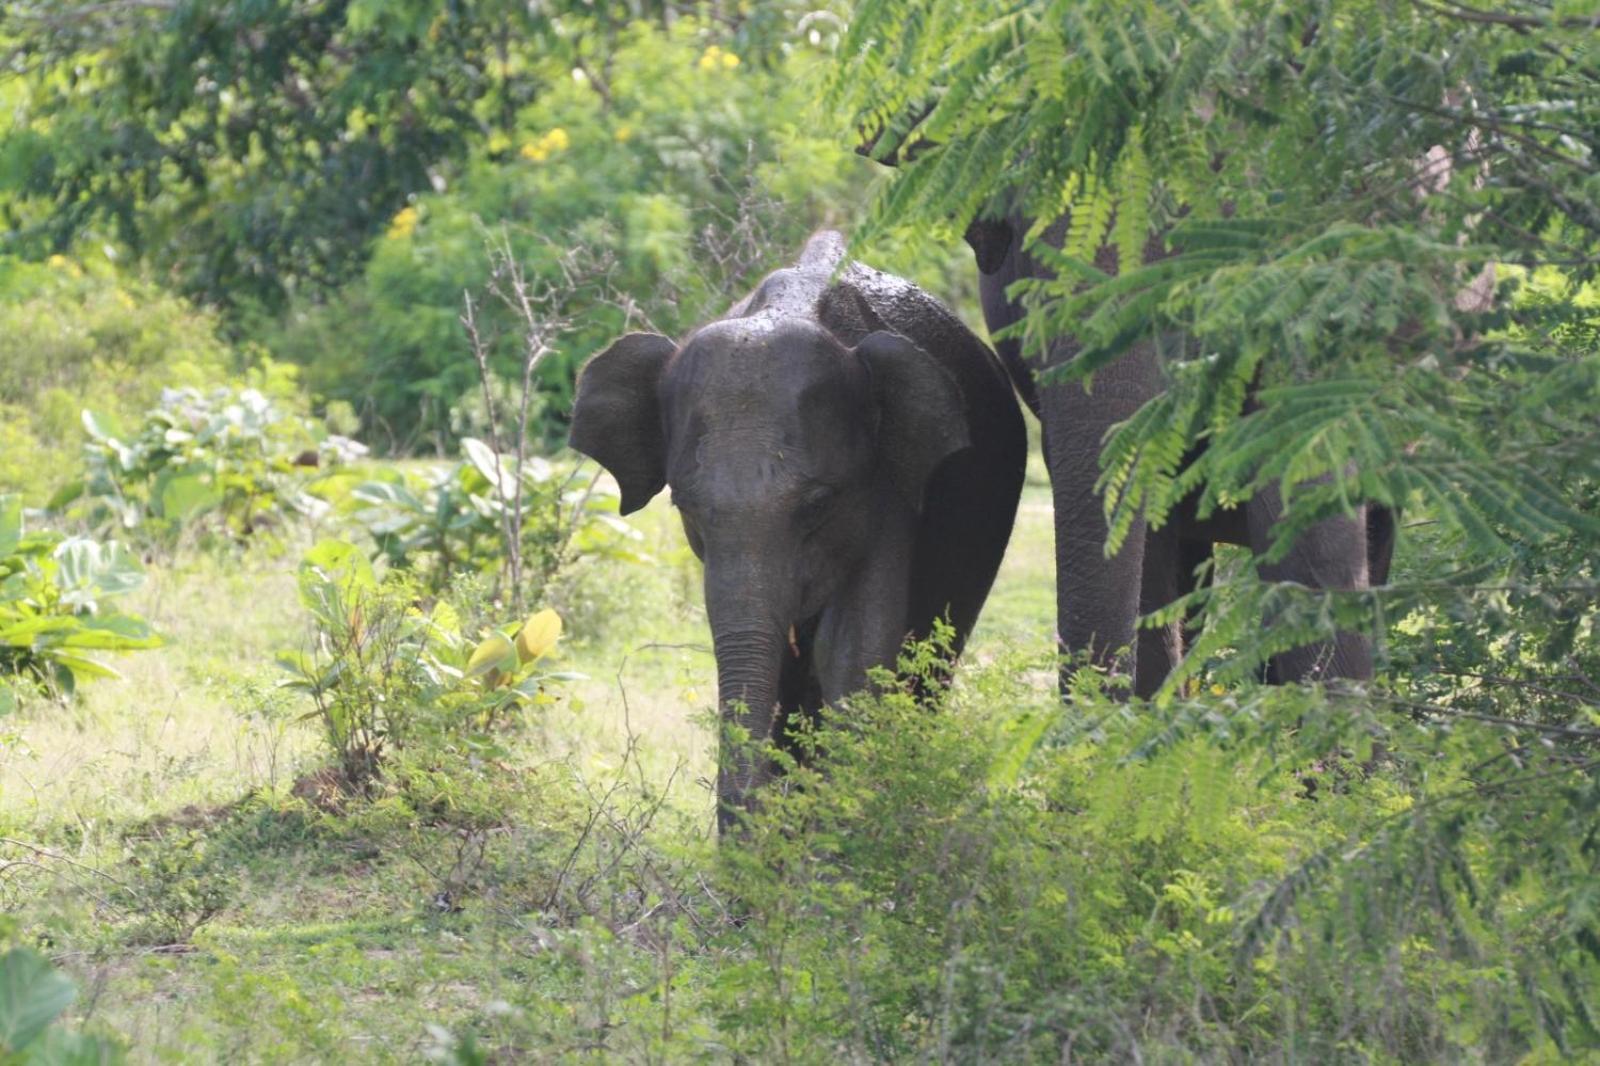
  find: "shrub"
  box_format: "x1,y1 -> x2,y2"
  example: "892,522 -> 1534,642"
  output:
59,381 -> 367,550
347,442 -> 643,605
0,494 -> 159,706
278,539 -> 579,795
0,255 -> 235,506
695,636 -> 1600,1062
112,828 -> 238,947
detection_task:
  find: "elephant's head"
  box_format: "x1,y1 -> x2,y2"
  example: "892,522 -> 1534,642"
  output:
569,318 -> 971,824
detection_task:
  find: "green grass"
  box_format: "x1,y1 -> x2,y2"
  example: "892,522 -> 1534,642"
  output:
2,455 -> 1059,1062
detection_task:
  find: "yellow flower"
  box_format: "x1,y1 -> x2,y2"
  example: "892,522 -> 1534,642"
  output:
520,128 -> 570,163
387,206 -> 419,240
699,45 -> 740,71
46,254 -> 69,270
613,123 -> 633,143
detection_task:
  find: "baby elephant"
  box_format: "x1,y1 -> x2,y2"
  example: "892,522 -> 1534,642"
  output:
569,231 -> 1025,832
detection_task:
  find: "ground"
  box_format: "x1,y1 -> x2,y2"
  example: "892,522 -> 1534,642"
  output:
2,447 -> 1056,1062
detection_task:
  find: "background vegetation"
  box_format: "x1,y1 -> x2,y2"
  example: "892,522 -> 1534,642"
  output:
1,0 -> 1597,1061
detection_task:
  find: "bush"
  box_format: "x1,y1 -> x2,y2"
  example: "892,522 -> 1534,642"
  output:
272,19 -> 859,450
278,540 -> 579,795
59,379 -> 367,550
688,638 -> 1600,1062
112,829 -> 238,948
347,442 -> 642,604
0,255 -> 236,506
0,494 -> 159,706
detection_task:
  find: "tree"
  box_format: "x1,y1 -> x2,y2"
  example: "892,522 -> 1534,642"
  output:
834,0 -> 1600,687
0,0 -> 810,314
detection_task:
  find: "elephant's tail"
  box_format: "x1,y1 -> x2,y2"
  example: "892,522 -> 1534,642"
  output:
995,341 -> 1042,419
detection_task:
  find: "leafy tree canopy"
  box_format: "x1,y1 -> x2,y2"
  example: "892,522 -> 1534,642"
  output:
0,0 -> 833,313
836,0 -> 1600,654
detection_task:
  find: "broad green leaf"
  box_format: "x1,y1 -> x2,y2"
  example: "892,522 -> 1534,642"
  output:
155,472 -> 223,522
57,617 -> 161,651
79,410 -> 115,443
0,947 -> 76,1054
0,617 -> 81,645
49,653 -> 122,682
45,481 -> 86,513
461,438 -> 515,498
297,539 -> 376,619
52,539 -> 145,609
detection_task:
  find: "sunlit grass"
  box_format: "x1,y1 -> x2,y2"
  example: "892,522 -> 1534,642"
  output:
3,454 -> 1058,1062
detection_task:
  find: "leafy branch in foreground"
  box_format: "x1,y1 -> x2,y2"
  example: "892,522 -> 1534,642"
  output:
835,0 -> 1600,679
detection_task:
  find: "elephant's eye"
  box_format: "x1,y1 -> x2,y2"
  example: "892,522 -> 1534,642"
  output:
796,487 -> 837,531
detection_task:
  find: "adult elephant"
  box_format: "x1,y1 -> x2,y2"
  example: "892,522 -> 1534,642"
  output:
962,213 -> 1395,697
568,231 -> 1026,830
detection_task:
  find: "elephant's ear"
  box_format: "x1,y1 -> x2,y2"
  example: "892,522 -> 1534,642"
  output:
569,333 -> 676,515
855,331 -> 972,511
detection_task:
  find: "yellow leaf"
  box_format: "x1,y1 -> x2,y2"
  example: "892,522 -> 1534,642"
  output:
515,608 -> 563,663
467,632 -> 516,685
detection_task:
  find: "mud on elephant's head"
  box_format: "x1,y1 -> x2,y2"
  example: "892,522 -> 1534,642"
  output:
568,317 -> 971,631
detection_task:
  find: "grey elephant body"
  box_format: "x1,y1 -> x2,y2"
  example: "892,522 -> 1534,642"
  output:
569,232 -> 1026,829
967,215 -> 1394,696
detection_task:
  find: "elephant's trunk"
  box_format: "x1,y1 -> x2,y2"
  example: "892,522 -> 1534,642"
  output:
711,623 -> 785,834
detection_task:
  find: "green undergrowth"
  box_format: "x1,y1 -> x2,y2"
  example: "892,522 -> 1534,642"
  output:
2,483 -> 1595,1062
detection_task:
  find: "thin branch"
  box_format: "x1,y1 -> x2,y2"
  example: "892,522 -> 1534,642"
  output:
1413,0 -> 1600,32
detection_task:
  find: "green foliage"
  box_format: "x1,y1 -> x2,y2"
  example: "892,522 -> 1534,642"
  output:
112,829 -> 239,948
700,639 -> 1599,1061
0,494 -> 159,699
0,255 -> 235,505
3,0 -> 533,312
347,444 -> 641,601
279,539 -> 578,793
2,1 -> 839,315
61,381 -> 367,549
269,18 -> 858,448
0,947 -> 123,1064
836,0 -> 1600,682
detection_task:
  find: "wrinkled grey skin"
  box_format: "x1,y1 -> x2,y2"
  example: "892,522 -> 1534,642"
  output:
965,214 -> 1395,697
569,232 -> 1026,831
